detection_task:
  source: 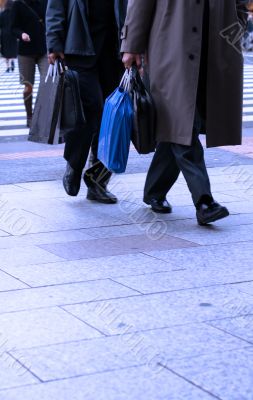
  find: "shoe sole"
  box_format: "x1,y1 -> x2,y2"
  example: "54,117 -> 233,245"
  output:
150,207 -> 172,214
144,199 -> 172,214
197,208 -> 229,226
86,194 -> 117,204
62,179 -> 80,197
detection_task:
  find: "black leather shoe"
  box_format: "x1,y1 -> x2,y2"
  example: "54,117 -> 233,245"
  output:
196,201 -> 229,225
87,185 -> 118,204
144,198 -> 172,214
63,163 -> 82,196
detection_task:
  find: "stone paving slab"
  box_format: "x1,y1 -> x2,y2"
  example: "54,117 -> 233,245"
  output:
0,279 -> 138,314
144,242 -> 253,271
163,223 -> 253,246
161,347 -> 253,400
0,357 -> 38,392
39,234 -> 198,260
62,286 -> 253,336
0,307 -> 102,350
0,229 -> 93,249
8,323 -> 247,383
0,254 -> 175,287
208,314 -> 253,344
0,365 -> 218,400
0,270 -> 28,292
111,265 -> 253,295
0,246 -> 64,267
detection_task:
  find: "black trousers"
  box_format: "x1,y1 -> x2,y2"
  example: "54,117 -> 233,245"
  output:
63,44 -> 123,185
144,117 -> 213,207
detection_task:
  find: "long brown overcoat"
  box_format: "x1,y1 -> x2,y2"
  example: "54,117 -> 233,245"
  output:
121,0 -> 248,147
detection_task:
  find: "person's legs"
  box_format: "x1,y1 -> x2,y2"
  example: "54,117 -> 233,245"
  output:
36,54 -> 48,82
62,60 -> 117,203
144,142 -> 180,202
170,133 -> 213,207
18,55 -> 35,127
63,62 -> 103,173
5,59 -> 10,72
86,41 -> 124,188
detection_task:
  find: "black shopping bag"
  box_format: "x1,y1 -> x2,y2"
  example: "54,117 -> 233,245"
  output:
28,61 -> 65,145
130,66 -> 156,154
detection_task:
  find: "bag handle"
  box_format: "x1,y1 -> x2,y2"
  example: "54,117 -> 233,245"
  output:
45,59 -> 66,83
119,68 -> 133,92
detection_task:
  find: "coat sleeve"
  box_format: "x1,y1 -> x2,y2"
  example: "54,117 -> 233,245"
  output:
10,2 -> 23,39
120,0 -> 156,53
46,0 -> 68,53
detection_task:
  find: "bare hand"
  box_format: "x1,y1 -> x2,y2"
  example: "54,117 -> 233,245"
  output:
48,52 -> 65,65
122,53 -> 142,69
22,33 -> 31,42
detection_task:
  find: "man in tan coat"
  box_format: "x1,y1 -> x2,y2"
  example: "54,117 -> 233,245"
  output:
121,0 -> 251,225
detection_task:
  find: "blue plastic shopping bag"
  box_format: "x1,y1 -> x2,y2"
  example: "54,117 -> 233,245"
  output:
98,71 -> 134,173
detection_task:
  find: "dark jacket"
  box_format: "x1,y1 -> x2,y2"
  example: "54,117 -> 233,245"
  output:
0,6 -> 18,59
11,0 -> 47,56
46,0 -> 128,56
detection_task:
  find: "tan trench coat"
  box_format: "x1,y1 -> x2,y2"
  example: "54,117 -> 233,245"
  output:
121,0 -> 248,147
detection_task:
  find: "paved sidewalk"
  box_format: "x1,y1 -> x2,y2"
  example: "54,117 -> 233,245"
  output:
0,156 -> 253,399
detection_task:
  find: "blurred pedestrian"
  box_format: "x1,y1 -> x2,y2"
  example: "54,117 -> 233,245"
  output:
0,0 -> 17,73
11,0 -> 48,127
46,0 -> 128,204
122,0 -> 250,225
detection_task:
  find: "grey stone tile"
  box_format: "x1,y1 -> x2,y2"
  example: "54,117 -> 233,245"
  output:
0,246 -> 64,267
208,315 -> 253,344
0,270 -> 28,291
0,229 -> 9,237
112,262 -> 253,294
0,279 -> 137,314
0,185 -> 28,194
0,365 -> 216,400
10,323 -> 246,382
164,223 -> 253,245
236,282 -> 253,297
0,229 -> 93,250
145,242 -> 253,271
39,234 -> 197,260
0,254 -> 174,287
0,307 -> 102,350
62,286 -> 253,335
15,181 -> 64,191
229,200 -> 253,214
164,347 -> 253,400
0,357 -> 38,391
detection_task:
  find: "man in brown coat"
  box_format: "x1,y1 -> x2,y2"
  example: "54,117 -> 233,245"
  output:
121,0 -> 251,225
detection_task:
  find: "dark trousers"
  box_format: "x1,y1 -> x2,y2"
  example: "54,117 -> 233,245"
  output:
64,47 -> 123,185
144,122 -> 213,207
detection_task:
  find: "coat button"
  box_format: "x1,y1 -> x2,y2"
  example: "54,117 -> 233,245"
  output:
189,54 -> 195,60
192,27 -> 198,33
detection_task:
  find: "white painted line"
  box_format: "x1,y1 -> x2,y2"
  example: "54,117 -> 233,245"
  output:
0,112 -> 26,118
0,119 -> 25,126
0,105 -> 25,111
0,129 -> 28,137
243,107 -> 253,112
243,115 -> 253,122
